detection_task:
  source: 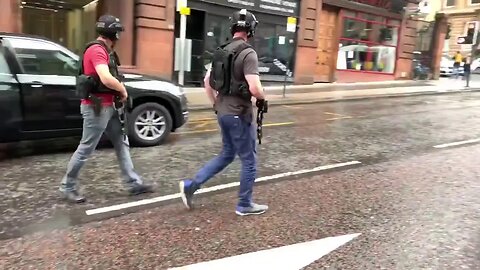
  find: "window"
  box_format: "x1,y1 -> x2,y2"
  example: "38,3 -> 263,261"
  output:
14,48 -> 78,76
470,0 -> 480,4
337,40 -> 396,73
0,51 -> 11,74
338,15 -> 399,74
445,0 -> 455,7
204,14 -> 296,77
6,37 -> 78,76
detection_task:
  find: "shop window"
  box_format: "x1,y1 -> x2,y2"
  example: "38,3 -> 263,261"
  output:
337,40 -> 396,73
445,0 -> 455,7
204,14 -> 296,77
338,16 -> 399,74
14,48 -> 78,76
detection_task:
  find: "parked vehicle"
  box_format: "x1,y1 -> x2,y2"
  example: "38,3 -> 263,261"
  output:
0,33 -> 188,147
440,56 -> 464,77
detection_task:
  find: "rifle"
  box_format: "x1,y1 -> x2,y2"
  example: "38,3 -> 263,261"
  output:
256,99 -> 268,144
113,74 -> 131,146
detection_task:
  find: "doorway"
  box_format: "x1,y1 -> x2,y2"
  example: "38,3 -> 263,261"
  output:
315,6 -> 339,82
20,0 -> 99,54
174,9 -> 206,86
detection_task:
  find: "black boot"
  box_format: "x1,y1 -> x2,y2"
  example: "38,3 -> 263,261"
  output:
128,183 -> 154,196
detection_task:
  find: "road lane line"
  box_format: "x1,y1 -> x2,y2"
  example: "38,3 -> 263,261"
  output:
176,122 -> 295,135
85,160 -> 361,216
433,138 -> 480,149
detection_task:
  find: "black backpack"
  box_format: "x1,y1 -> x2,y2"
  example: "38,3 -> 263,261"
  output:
209,39 -> 252,99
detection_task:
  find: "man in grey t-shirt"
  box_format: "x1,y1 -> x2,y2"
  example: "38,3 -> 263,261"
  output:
179,9 -> 268,216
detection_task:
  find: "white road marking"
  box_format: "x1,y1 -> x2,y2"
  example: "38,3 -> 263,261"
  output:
168,233 -> 361,270
85,161 -> 361,216
433,138 -> 480,149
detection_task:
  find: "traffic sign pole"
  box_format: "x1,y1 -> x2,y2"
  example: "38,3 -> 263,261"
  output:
177,0 -> 189,86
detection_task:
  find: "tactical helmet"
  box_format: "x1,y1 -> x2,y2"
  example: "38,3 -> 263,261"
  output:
96,15 -> 124,41
229,9 -> 258,38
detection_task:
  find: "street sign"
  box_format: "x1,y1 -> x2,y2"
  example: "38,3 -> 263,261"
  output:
287,16 -> 296,33
176,0 -> 188,85
180,7 -> 190,15
176,0 -> 187,11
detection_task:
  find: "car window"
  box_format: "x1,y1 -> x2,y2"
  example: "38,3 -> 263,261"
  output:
14,48 -> 78,76
0,50 -> 11,75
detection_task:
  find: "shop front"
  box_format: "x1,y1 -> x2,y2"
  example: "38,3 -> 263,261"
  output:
335,7 -> 402,82
174,0 -> 300,86
294,0 -> 418,84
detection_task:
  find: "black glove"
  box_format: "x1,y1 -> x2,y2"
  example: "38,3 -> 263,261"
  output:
256,99 -> 268,113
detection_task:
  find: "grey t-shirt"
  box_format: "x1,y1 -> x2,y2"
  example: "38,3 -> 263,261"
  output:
214,38 -> 259,120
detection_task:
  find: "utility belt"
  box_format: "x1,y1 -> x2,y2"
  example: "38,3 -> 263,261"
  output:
76,74 -> 119,115
224,81 -> 252,101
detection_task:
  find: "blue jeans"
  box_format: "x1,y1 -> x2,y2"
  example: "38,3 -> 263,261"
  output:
188,114 -> 257,207
60,104 -> 142,192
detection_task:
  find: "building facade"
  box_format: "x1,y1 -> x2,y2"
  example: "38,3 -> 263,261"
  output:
440,0 -> 480,56
1,0 -> 428,85
295,0 -> 424,84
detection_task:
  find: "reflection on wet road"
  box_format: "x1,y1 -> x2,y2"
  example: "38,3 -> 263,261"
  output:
2,92 -> 480,268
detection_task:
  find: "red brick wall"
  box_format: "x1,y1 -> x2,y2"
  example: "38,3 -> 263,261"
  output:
134,0 -> 175,79
294,0 -> 322,84
0,0 -> 22,33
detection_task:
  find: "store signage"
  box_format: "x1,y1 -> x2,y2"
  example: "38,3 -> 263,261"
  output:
201,0 -> 299,16
348,0 -> 392,9
347,0 -> 407,13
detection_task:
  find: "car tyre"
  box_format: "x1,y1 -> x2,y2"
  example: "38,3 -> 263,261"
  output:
127,102 -> 172,147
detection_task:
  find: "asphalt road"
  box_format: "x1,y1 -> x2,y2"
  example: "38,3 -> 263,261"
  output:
2,91 -> 480,269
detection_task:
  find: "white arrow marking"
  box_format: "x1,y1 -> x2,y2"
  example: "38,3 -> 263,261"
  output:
168,233 -> 361,270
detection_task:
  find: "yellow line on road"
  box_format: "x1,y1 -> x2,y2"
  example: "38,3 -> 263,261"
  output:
326,116 -> 352,121
324,112 -> 350,117
176,122 -> 295,135
188,117 -> 217,123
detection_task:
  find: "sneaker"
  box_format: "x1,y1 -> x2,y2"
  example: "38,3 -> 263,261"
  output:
128,183 -> 154,196
179,180 -> 194,210
235,203 -> 268,216
60,190 -> 86,204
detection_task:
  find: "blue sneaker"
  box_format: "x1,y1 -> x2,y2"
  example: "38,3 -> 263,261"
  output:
235,203 -> 268,216
179,180 -> 194,210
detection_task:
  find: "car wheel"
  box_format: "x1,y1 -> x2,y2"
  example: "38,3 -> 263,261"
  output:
127,102 -> 172,147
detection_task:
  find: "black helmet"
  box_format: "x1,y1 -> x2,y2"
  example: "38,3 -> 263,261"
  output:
229,9 -> 258,38
96,15 -> 124,41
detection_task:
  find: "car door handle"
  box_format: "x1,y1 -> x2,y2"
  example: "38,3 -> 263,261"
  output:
31,81 -> 43,88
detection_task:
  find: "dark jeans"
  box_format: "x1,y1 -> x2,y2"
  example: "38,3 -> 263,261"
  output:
465,71 -> 471,87
188,114 -> 257,207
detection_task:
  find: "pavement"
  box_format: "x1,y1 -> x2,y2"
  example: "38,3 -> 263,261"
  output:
184,76 -> 480,110
3,88 -> 480,268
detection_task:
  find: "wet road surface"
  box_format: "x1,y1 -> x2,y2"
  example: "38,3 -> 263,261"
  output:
2,91 -> 480,269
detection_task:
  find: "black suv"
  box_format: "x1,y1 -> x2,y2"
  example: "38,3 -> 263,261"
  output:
0,33 -> 188,147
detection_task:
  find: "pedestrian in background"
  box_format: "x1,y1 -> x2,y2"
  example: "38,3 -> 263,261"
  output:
453,51 -> 463,79
464,55 -> 472,88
